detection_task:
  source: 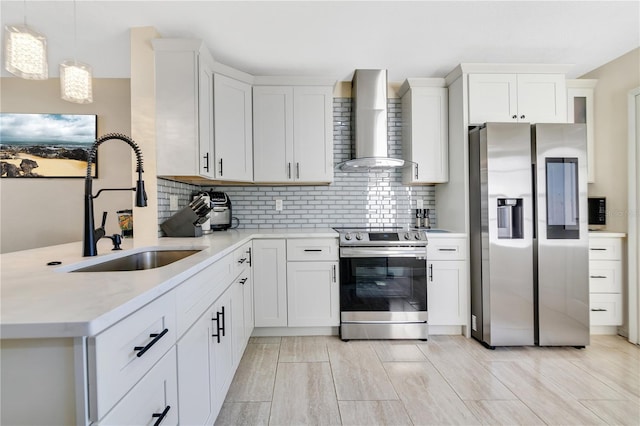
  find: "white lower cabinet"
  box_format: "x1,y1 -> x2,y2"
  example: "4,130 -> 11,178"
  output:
287,261 -> 339,327
426,236 -> 468,329
210,287 -> 234,416
427,260 -> 467,326
253,237 -> 339,328
98,348 -> 178,426
253,239 -> 288,327
176,308 -> 214,426
589,235 -> 625,330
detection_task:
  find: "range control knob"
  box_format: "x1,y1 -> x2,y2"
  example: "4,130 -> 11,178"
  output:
355,233 -> 363,240
414,233 -> 422,240
404,233 -> 411,240
344,233 -> 352,241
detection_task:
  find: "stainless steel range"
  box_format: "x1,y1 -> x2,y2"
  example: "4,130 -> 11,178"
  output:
335,227 -> 428,341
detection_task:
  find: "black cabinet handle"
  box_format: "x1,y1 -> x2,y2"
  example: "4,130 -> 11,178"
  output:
512,115 -> 517,119
240,277 -> 248,285
134,328 -> 169,358
304,249 -> 323,252
428,264 -> 433,282
415,163 -> 419,180
247,247 -> 252,266
332,265 -> 337,282
203,153 -> 210,172
591,308 -> 607,312
520,115 -> 525,119
590,275 -> 607,279
287,162 -> 292,179
212,311 -> 222,343
296,162 -> 300,179
152,405 -> 171,426
590,248 -> 607,251
220,306 -> 226,337
438,248 -> 457,252
219,158 -> 223,176
238,258 -> 247,264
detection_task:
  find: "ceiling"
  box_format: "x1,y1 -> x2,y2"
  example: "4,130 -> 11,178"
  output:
1,1 -> 639,82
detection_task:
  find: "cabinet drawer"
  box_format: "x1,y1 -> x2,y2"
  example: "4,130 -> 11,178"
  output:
427,237 -> 466,260
233,241 -> 252,277
98,348 -> 178,425
589,261 -> 622,293
588,237 -> 622,260
89,291 -> 177,421
175,254 -> 232,337
287,238 -> 338,261
590,293 -> 623,326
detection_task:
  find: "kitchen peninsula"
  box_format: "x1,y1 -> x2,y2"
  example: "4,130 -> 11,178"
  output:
1,228 -> 337,425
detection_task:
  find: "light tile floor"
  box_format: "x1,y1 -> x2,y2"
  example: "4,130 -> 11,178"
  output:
216,335 -> 640,425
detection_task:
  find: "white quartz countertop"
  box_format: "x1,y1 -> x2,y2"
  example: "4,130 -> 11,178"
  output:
0,228 -> 337,339
588,231 -> 627,238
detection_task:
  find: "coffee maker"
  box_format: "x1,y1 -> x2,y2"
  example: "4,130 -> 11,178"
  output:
208,191 -> 232,230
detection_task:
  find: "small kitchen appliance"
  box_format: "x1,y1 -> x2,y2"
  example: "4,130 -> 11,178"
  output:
208,191 -> 232,230
588,197 -> 606,230
335,226 -> 428,340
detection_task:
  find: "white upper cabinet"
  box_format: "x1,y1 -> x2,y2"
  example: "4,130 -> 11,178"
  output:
567,79 -> 597,183
214,74 -> 253,182
468,73 -> 567,124
253,82 -> 334,183
399,79 -> 448,184
154,39 -> 215,179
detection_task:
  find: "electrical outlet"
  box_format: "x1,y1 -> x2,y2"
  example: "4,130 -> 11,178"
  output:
170,195 -> 179,211
417,199 -> 424,209
275,199 -> 283,211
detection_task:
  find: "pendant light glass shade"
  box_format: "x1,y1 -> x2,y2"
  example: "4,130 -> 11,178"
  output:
60,60 -> 93,104
4,24 -> 48,79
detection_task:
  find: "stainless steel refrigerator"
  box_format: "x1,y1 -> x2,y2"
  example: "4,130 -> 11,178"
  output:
469,123 -> 589,348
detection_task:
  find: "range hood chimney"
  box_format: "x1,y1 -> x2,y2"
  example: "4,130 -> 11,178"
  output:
337,69 -> 405,172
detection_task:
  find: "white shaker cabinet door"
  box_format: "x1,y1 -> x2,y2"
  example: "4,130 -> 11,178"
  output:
468,74 -> 518,124
292,86 -> 334,183
427,260 -> 467,326
253,86 -> 294,182
253,239 -> 288,327
176,310 -> 214,426
516,74 -> 567,123
287,261 -> 339,327
214,74 -> 253,181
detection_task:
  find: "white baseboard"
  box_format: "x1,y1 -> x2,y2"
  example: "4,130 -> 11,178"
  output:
590,325 -> 619,335
252,326 -> 339,337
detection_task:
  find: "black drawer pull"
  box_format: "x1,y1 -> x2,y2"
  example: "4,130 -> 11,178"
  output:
591,308 -> 607,312
220,306 -> 226,337
212,311 -> 222,343
239,277 -> 248,285
134,328 -> 169,358
438,248 -> 457,252
238,258 -> 247,264
304,249 -> 323,252
590,275 -> 607,279
590,248 -> 607,251
428,264 -> 433,282
152,405 -> 171,426
247,248 -> 252,266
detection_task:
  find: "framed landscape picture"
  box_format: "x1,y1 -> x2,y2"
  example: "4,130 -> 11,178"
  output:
0,113 -> 98,178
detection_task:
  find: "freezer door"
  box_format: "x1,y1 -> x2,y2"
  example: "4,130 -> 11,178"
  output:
533,123 -> 590,346
469,123 -> 535,347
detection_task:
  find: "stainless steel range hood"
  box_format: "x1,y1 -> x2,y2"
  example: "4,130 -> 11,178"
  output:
337,69 -> 406,172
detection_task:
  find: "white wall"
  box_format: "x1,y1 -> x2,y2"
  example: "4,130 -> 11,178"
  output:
0,78 -> 132,253
582,48 -> 640,233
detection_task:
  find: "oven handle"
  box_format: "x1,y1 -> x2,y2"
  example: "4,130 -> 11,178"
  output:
340,247 -> 427,259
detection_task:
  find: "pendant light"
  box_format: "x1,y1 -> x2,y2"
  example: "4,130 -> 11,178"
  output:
60,0 -> 93,104
3,1 -> 48,79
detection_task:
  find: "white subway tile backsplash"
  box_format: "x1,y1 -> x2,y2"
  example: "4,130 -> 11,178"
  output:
157,98 -> 436,234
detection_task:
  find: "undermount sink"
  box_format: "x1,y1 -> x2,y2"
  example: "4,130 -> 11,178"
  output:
70,249 -> 201,272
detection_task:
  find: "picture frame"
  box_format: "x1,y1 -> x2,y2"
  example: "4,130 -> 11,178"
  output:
0,113 -> 98,178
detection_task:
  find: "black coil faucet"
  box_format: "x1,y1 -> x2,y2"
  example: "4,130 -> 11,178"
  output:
83,133 -> 148,257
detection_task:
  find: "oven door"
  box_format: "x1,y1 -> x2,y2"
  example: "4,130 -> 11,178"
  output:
339,247 -> 427,314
